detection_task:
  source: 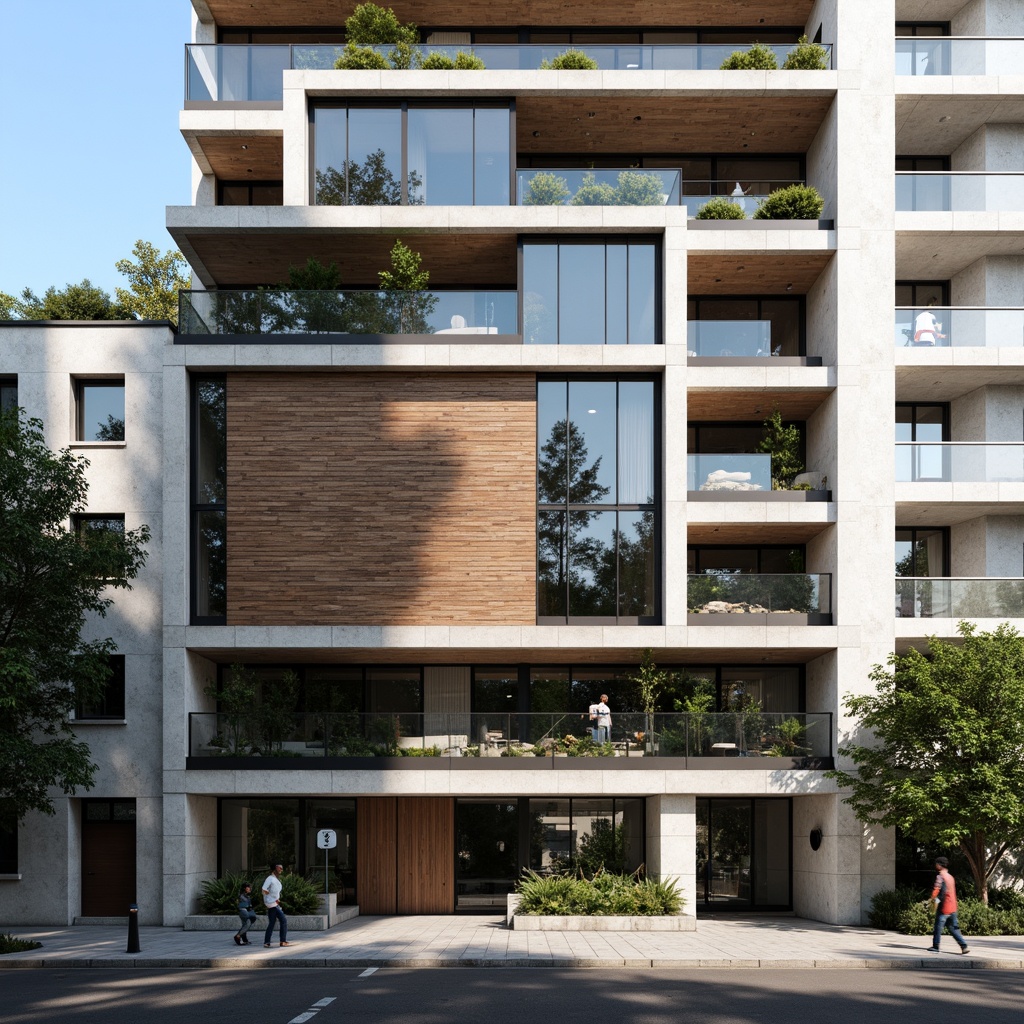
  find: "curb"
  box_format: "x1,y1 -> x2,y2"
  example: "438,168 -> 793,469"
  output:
1,956 -> 1022,971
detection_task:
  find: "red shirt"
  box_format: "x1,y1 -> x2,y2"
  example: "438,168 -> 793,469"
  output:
930,868 -> 957,914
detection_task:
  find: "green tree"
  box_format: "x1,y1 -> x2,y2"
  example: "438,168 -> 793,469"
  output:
0,292 -> 17,319
569,172 -> 617,206
827,622 -> 1024,904
757,408 -> 804,488
114,240 -> 191,324
15,280 -> 129,321
720,43 -> 779,70
377,239 -> 437,333
271,258 -> 346,334
0,410 -> 149,829
315,149 -> 422,206
522,172 -> 571,206
613,170 -> 665,206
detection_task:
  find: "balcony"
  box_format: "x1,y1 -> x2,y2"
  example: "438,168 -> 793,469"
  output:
186,710 -> 833,767
895,307 -> 1024,348
185,42 -> 834,102
895,37 -> 1024,77
687,320 -> 774,357
896,173 -> 1024,212
178,288 -> 518,339
687,573 -> 832,624
896,577 -> 1024,618
896,443 -> 1024,483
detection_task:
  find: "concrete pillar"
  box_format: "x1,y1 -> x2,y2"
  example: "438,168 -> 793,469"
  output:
646,794 -> 696,919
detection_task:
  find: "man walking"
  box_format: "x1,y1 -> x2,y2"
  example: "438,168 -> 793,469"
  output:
262,863 -> 291,948
926,856 -> 969,954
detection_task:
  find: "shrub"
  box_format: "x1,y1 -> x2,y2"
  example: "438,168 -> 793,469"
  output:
281,872 -> 324,914
455,51 -> 486,70
570,171 -> 617,206
420,50 -> 486,70
695,197 -> 747,220
344,3 -> 417,45
720,43 -> 779,70
516,870 -> 683,916
0,933 -> 42,954
782,35 -> 829,70
869,886 -> 1024,935
400,744 -> 443,756
867,885 -> 923,929
199,870 -> 321,915
753,184 -> 824,220
613,170 -> 665,206
541,49 -> 599,71
335,44 -> 390,70
522,172 -> 571,206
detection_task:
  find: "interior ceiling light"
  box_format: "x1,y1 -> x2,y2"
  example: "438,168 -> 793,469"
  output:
633,115 -> 642,122
241,144 -> 248,150
532,130 -> 540,137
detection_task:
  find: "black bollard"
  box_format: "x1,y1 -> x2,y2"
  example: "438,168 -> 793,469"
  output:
126,904 -> 141,953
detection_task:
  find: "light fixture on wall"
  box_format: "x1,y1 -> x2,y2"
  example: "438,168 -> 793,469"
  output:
810,828 -> 823,851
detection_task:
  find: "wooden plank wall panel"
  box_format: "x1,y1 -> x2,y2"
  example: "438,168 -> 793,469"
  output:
397,797 -> 454,915
356,798 -> 397,915
226,372 -> 537,625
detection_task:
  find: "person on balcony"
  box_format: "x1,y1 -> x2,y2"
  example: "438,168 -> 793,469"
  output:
590,695 -> 612,744
914,305 -> 947,345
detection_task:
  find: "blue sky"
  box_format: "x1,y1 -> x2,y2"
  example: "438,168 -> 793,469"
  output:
1,2 -> 192,299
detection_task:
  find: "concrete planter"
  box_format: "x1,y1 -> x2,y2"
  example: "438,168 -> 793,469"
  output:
183,904 -> 358,932
513,914 -> 696,931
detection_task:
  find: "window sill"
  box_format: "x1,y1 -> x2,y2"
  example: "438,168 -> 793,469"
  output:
72,719 -> 127,726
0,874 -> 22,881
69,442 -> 126,450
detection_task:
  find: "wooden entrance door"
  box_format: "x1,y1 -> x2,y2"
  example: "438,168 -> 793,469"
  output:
357,797 -> 454,914
81,800 -> 136,917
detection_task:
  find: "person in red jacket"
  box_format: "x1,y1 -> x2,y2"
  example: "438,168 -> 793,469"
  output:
926,856 -> 970,953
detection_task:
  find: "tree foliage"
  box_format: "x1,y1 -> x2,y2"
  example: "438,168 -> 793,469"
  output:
114,240 -> 191,324
782,36 -> 829,70
695,197 -> 747,220
753,184 -> 824,220
522,172 -> 571,206
720,43 -> 779,70
827,622 -> 1024,904
0,410 -> 149,829
540,49 -> 600,70
757,408 -> 804,488
13,280 -> 129,321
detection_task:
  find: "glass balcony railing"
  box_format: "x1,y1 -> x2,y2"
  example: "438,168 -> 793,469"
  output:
687,454 -> 773,492
896,37 -> 1024,77
178,289 -> 517,337
687,320 -> 774,356
516,172 -> 800,212
185,43 -> 833,101
688,573 -> 832,618
896,578 -> 1024,618
895,443 -> 1024,483
895,307 -> 1024,348
187,710 -> 833,761
896,173 -> 1024,212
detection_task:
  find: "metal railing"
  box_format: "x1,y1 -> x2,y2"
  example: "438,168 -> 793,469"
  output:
896,578 -> 1024,618
186,42 -> 833,101
688,573 -> 832,617
687,320 -> 774,356
896,37 -> 1024,77
687,454 -> 773,492
178,289 -> 517,336
187,710 -> 833,760
895,307 -> 1024,348
895,442 -> 1024,483
896,173 -> 1024,212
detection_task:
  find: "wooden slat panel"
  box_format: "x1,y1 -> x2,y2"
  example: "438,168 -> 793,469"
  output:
356,797 -> 397,914
227,372 -> 537,626
397,797 -> 454,914
195,136 -> 283,180
688,253 -> 832,295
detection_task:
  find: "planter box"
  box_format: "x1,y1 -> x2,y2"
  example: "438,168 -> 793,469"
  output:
183,904 -> 358,932
513,914 -> 696,931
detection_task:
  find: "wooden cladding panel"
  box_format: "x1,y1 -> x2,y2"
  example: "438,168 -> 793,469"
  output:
356,797 -> 397,915
226,372 -> 537,626
205,1 -> 814,29
397,797 -> 455,915
196,136 -> 283,180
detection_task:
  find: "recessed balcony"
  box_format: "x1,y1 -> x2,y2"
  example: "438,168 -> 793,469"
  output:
896,443 -> 1024,483
186,710 -> 834,767
896,173 -> 1024,212
894,307 -> 1024,349
687,573 -> 832,624
895,37 -> 1024,77
895,577 -> 1024,619
687,454 -> 828,502
186,42 -> 833,103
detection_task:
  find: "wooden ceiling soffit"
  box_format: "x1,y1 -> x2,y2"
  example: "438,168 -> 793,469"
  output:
184,231 -> 517,287
688,253 -> 832,295
193,136 -> 283,179
686,388 -> 830,421
202,1 -> 815,30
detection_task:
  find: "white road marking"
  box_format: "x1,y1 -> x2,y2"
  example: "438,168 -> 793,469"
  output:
312,998 -> 337,1007
358,967 -> 378,977
288,1014 -> 317,1023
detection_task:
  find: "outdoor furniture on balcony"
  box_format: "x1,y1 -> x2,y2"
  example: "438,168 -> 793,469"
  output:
894,307 -> 1024,349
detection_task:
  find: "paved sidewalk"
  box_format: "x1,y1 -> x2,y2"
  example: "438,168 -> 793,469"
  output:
3,915 -> 1024,970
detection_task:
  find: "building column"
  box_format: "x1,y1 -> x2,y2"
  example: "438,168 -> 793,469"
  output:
646,794 -> 696,919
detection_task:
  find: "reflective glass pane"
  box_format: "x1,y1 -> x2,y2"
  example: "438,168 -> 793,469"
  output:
895,530 -> 915,576
618,510 -> 655,617
529,670 -> 570,714
523,244 -> 558,344
559,246 -> 606,345
195,379 -> 226,505
456,801 -> 519,906
605,245 -> 628,345
627,243 -> 656,344
529,799 -> 572,874
573,798 -> 617,872
618,381 -> 654,503
538,511 -> 568,616
761,299 -> 800,356
408,107 -> 474,205
313,107 -> 349,205
473,670 -> 520,714
474,107 -> 511,205
328,107 -> 404,205
80,383 -> 125,441
195,510 -> 226,617
537,380 -> 567,503
568,510 -> 616,616
617,799 -> 646,874
568,381 -> 616,502
306,800 -> 356,893
366,669 -> 421,712
914,405 -> 946,442
753,799 -> 790,906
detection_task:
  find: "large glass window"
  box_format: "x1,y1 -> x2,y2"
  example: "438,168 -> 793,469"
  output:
538,379 -> 658,623
76,654 -> 126,720
192,377 -> 227,623
687,297 -> 803,357
313,104 -> 511,206
0,377 -> 16,413
76,379 -> 124,442
523,240 -> 659,345
529,797 -> 645,876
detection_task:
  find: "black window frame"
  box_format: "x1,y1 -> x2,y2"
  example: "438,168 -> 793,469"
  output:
76,653 -> 127,721
0,376 -> 17,414
895,526 -> 950,578
536,374 -> 661,625
217,179 -> 285,206
895,402 -> 950,442
687,295 -> 806,357
75,377 -> 125,443
190,375 -> 227,625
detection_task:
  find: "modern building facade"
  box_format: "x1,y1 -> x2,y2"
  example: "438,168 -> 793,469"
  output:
4,0 -> 1024,926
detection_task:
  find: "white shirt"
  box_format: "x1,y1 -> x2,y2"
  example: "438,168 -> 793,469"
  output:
595,701 -> 611,727
262,874 -> 282,908
915,310 -> 940,336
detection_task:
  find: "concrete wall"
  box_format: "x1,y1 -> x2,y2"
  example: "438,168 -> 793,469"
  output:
646,795 -> 697,918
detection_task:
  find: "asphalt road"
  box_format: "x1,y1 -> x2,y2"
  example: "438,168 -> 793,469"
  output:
3,967 -> 1023,1024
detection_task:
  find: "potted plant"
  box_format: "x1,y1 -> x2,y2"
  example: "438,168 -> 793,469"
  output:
782,36 -> 829,70
720,43 -> 778,70
753,184 -> 824,220
695,197 -> 747,220
540,49 -> 600,70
